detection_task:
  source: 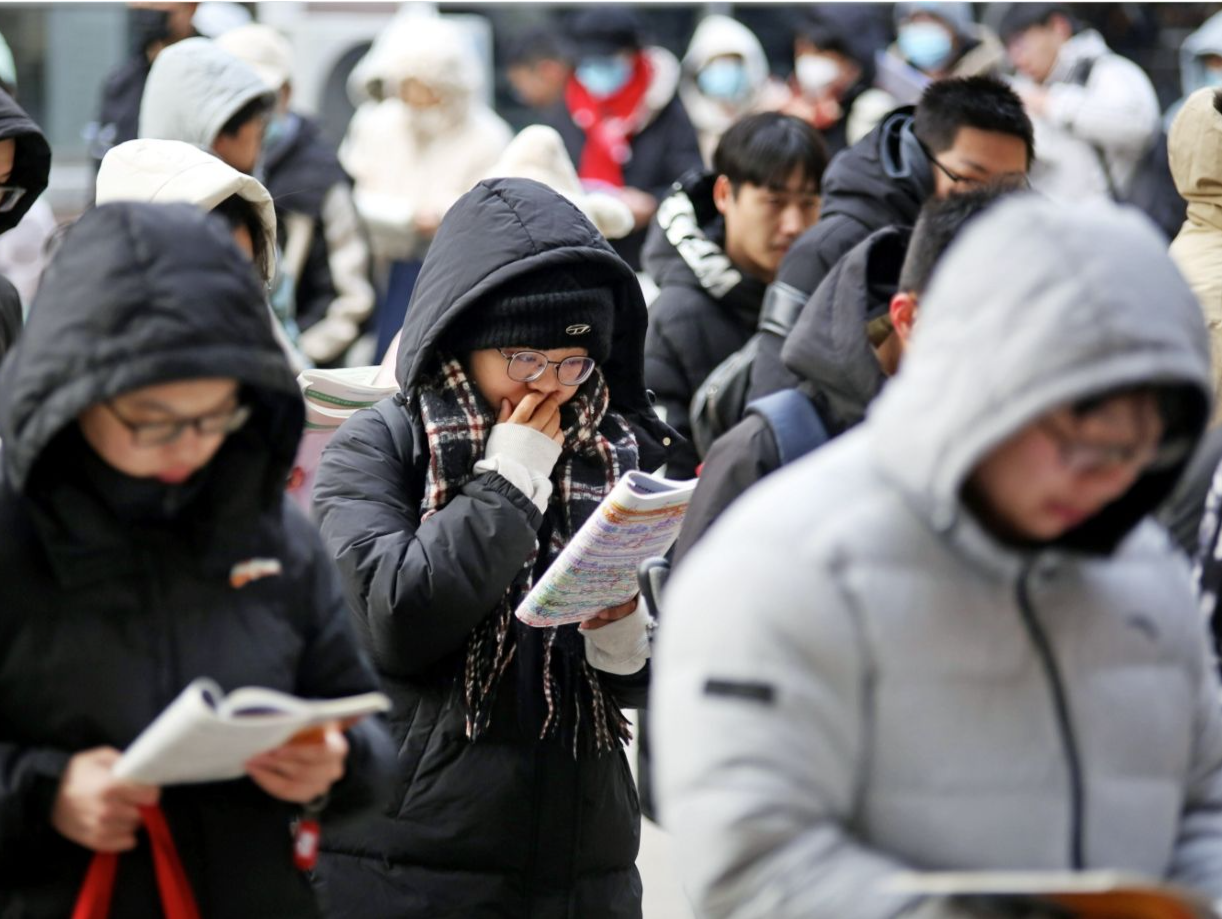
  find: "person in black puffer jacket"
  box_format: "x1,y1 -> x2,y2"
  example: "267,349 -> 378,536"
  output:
643,112 -> 827,480
0,201 -> 394,918
312,177 -> 678,919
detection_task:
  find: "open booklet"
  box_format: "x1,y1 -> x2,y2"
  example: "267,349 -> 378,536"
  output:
514,470 -> 696,628
885,870 -> 1220,919
113,678 -> 391,786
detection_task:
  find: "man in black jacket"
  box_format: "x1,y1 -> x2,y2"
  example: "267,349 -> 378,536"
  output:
674,185 -> 1014,563
643,112 -> 827,480
0,202 -> 393,917
747,75 -> 1033,403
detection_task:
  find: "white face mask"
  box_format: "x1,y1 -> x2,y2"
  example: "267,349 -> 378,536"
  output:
795,54 -> 840,96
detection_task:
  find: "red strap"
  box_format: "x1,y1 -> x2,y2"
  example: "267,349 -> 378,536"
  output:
71,805 -> 201,919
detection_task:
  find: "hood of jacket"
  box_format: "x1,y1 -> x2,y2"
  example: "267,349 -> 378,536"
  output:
0,88 -> 50,235
347,13 -> 480,112
95,138 -> 278,282
395,177 -> 672,463
641,170 -> 766,324
678,15 -> 771,134
139,37 -> 273,149
1180,11 -> 1222,98
867,196 -> 1211,556
1169,87 -> 1222,231
819,107 -> 935,231
782,225 -> 909,428
0,202 -> 302,511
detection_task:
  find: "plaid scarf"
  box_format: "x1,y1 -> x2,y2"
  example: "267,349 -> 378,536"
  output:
416,354 -> 640,754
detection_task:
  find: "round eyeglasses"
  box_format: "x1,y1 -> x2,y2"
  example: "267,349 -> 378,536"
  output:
498,349 -> 597,387
104,401 -> 253,447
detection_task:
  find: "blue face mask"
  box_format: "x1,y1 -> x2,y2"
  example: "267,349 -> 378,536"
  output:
576,57 -> 633,98
263,112 -> 290,150
696,59 -> 749,101
899,21 -> 954,72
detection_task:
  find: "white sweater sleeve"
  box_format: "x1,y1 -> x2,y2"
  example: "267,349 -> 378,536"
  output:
474,423 -> 563,513
582,603 -> 653,675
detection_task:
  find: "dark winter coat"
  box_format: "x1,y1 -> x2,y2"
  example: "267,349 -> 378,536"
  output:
312,178 -> 676,919
0,87 -> 51,235
747,108 -> 932,403
0,202 -> 394,919
543,71 -> 702,271
89,56 -> 149,174
673,225 -> 907,563
642,171 -> 767,480
0,274 -> 20,358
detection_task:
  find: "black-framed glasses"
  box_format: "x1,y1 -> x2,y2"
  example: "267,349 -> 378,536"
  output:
0,185 -> 26,213
920,142 -> 1030,190
103,401 -> 252,447
1039,420 -> 1191,475
497,349 -> 597,387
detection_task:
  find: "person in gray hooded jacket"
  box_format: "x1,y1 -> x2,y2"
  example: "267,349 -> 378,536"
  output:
653,196 -> 1222,919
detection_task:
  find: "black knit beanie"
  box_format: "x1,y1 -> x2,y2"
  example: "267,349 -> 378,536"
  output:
446,268 -> 615,364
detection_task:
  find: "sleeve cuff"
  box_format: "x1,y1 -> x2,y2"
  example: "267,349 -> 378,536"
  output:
582,604 -> 653,675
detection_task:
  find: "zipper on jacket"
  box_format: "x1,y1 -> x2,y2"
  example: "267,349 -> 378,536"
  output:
1016,563 -> 1085,870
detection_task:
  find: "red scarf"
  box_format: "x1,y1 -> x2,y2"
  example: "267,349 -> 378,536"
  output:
565,52 -> 653,188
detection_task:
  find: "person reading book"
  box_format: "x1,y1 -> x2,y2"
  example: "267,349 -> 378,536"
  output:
312,177 -> 678,919
0,201 -> 393,918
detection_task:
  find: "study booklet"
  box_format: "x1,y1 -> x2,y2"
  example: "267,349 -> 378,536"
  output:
114,678 -> 390,786
885,870 -> 1220,919
514,470 -> 697,628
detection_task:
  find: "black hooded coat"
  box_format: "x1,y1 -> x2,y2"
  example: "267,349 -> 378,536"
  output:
642,170 -> 767,480
311,178 -> 675,919
0,202 -> 393,918
746,108 -> 933,403
0,87 -> 51,237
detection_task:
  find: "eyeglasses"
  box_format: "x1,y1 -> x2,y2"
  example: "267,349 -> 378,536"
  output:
920,142 -> 1030,190
497,349 -> 597,387
1040,420 -> 1191,476
0,185 -> 26,213
104,400 -> 252,447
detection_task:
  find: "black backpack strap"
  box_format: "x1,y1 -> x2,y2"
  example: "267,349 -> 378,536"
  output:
757,281 -> 809,337
745,388 -> 829,467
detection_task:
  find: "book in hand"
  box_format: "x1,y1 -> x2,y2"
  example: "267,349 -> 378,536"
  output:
113,678 -> 391,786
514,470 -> 697,628
885,870 -> 1220,919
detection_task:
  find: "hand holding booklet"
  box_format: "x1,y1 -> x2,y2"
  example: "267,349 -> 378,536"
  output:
113,679 -> 390,786
885,870 -> 1220,919
514,470 -> 696,628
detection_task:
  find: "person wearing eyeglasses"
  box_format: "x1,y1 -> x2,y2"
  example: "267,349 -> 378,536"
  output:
654,197 -> 1222,919
0,201 -> 395,917
310,177 -> 677,919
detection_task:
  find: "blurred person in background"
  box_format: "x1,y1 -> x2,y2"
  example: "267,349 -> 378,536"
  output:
219,23 -> 375,369
781,4 -> 896,154
544,6 -> 701,271
887,2 -> 1005,82
505,27 -> 575,115
0,83 -> 50,351
678,14 -> 790,166
0,35 -> 57,313
87,2 -> 198,175
1001,2 -> 1160,206
342,12 -> 512,362
1166,10 -> 1222,128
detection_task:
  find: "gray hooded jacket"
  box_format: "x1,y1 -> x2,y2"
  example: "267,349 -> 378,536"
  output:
138,37 -> 270,149
653,197 -> 1222,919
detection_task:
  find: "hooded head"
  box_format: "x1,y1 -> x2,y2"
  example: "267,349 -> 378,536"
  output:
138,37 -> 274,156
1169,87 -> 1222,222
0,87 -> 50,236
867,196 -> 1210,555
680,15 -> 772,133
1180,11 -> 1222,98
395,177 -> 671,465
0,202 -> 301,543
96,138 -> 277,283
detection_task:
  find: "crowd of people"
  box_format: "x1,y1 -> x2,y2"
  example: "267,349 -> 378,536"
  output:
5,2 -> 1222,918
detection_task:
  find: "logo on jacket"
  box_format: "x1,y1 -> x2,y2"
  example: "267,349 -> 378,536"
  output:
566,323 -> 591,336
230,558 -> 283,589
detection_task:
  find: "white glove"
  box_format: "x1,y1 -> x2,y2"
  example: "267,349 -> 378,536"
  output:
474,422 -> 564,514
582,602 -> 653,675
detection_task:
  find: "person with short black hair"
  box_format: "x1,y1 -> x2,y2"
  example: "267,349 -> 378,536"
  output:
656,195 -> 1222,919
541,5 -> 702,270
745,75 -> 1033,407
505,26 -> 575,112
1000,1 -> 1160,205
643,112 -> 828,481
